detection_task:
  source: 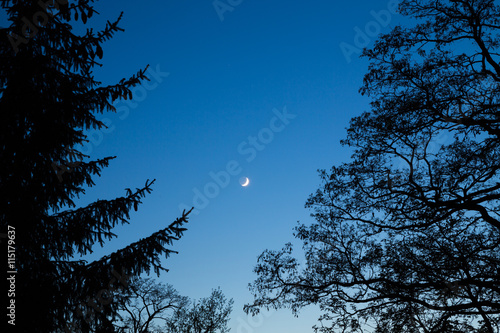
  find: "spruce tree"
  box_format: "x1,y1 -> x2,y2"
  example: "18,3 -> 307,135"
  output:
0,1 -> 192,332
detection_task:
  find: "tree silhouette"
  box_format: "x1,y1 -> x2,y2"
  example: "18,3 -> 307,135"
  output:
245,0 -> 500,332
113,278 -> 233,333
0,1 -> 192,332
165,287 -> 233,333
113,278 -> 190,333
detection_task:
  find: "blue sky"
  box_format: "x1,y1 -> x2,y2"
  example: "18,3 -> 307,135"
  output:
5,0 -> 407,331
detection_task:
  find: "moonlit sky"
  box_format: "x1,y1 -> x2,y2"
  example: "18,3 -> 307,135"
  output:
4,0 -> 408,331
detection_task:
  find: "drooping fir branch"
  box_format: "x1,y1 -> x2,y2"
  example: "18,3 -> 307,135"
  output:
50,157 -> 116,208
50,179 -> 158,258
87,207 -> 193,277
53,208 -> 193,309
80,65 -> 151,114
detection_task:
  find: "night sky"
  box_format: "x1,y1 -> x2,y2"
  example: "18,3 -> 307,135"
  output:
6,0 -> 407,331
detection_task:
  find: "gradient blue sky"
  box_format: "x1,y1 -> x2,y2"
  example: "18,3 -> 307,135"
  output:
5,0 -> 407,331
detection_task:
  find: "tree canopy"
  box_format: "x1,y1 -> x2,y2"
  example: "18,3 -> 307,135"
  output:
112,277 -> 233,333
245,0 -> 500,332
0,1 -> 191,332
113,277 -> 188,333
164,287 -> 233,333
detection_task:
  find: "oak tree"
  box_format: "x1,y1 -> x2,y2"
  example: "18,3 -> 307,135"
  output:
245,1 -> 500,332
113,278 -> 189,333
112,278 -> 233,333
165,287 -> 233,333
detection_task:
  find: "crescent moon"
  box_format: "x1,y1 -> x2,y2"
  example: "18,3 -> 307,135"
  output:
241,177 -> 250,187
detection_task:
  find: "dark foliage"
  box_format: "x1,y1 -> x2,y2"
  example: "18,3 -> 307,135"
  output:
113,277 -> 189,333
112,278 -> 233,333
0,1 -> 192,332
165,287 -> 233,333
245,1 -> 500,332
